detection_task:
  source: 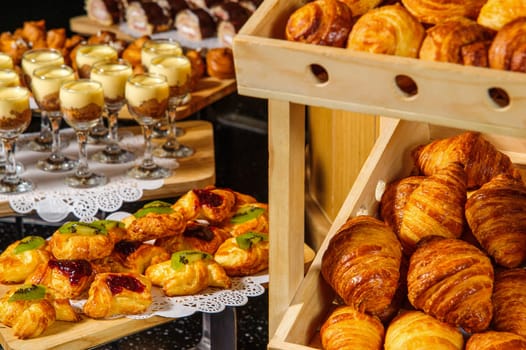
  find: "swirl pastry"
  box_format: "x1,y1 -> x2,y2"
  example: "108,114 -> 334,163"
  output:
83,272 -> 152,319
477,0 -> 526,31
461,39 -> 492,67
489,17 -> 526,72
465,174 -> 526,268
284,0 -> 354,48
466,330 -> 526,350
321,215 -> 402,318
492,268 -> 526,338
401,0 -> 486,24
172,186 -> 237,223
145,250 -> 231,296
407,236 -> 494,333
222,202 -> 269,237
419,17 -> 495,63
384,310 -> 464,350
0,235 -> 51,284
337,0 -> 382,17
346,3 -> 425,58
214,232 -> 269,276
320,305 -> 385,350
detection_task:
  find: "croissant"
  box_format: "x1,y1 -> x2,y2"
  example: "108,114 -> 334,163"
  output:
407,236 -> 494,333
401,0 -> 486,24
489,17 -> 526,72
320,305 -> 385,350
465,330 -> 526,350
477,0 -> 526,31
461,39 -> 491,67
384,310 -> 464,350
412,131 -> 521,189
419,17 -> 495,64
465,174 -> 526,268
285,0 -> 354,48
492,268 -> 526,338
346,3 -> 425,58
321,215 -> 402,318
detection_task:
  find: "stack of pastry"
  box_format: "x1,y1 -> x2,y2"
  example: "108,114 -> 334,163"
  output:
319,130 -> 526,349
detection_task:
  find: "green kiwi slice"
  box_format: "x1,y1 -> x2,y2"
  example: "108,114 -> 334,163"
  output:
58,221 -> 108,236
8,284 -> 46,302
91,219 -> 124,231
236,232 -> 268,250
230,205 -> 265,224
171,250 -> 212,271
134,200 -> 174,218
13,235 -> 46,254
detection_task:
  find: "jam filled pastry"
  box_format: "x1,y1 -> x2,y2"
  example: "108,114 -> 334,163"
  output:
214,232 -> 269,276
25,259 -> 95,299
123,200 -> 187,242
83,272 -> 152,319
0,235 -> 51,283
145,250 -> 231,296
172,186 -> 237,224
222,202 -> 269,237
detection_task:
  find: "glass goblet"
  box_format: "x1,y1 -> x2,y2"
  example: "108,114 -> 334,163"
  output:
0,86 -> 33,194
32,64 -> 77,172
0,52 -> 13,70
0,69 -> 23,175
125,73 -> 171,179
149,54 -> 194,159
60,79 -> 108,188
90,58 -> 135,164
21,48 -> 64,152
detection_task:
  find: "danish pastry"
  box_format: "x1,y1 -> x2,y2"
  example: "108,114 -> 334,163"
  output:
0,235 -> 51,283
465,330 -> 526,350
214,232 -> 269,276
222,202 -> 269,237
172,186 -> 237,223
492,268 -> 526,338
477,0 -> 526,31
489,17 -> 526,72
401,0 -> 486,25
83,272 -> 152,319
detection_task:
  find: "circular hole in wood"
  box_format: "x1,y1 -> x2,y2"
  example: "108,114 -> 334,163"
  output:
309,64 -> 329,84
488,87 -> 510,108
395,74 -> 418,97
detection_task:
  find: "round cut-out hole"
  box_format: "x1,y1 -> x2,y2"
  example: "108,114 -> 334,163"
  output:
395,74 -> 418,97
488,87 -> 510,108
309,64 -> 328,84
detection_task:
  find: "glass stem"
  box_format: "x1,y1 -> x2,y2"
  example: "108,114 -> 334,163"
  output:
105,106 -> 121,154
38,111 -> 52,143
165,97 -> 181,149
2,138 -> 17,184
75,130 -> 91,178
47,111 -> 64,161
141,124 -> 156,169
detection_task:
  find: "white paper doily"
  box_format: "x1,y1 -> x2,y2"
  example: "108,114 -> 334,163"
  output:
1,129 -> 179,222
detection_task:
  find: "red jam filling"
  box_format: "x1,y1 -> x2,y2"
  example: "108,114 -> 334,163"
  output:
114,240 -> 142,256
49,259 -> 92,285
195,189 -> 223,207
106,274 -> 145,295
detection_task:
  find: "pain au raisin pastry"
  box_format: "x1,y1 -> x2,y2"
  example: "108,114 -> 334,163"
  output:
465,174 -> 526,268
477,0 -> 526,31
489,17 -> 526,73
214,232 -> 269,276
412,131 -> 521,189
407,236 -> 494,333
401,0 -> 486,25
83,272 -> 152,319
0,235 -> 51,284
145,250 -> 231,296
419,17 -> 495,64
321,215 -> 402,318
384,310 -> 464,350
320,305 -> 385,350
346,3 -> 425,58
285,0 -> 353,48
172,186 -> 237,224
466,330 -> 526,350
492,268 -> 526,338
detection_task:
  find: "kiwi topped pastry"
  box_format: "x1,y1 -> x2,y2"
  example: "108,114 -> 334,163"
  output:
214,232 -> 269,276
0,235 -> 51,284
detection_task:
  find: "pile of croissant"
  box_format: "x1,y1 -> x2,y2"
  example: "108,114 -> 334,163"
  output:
320,131 -> 526,349
0,185 -> 269,339
285,0 -> 526,73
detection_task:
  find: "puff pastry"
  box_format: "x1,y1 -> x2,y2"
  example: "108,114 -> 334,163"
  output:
384,310 -> 464,350
461,39 -> 491,67
477,0 -> 526,31
465,174 -> 526,268
466,330 -> 526,350
492,268 -> 526,338
401,0 -> 486,24
337,0 -> 382,17
407,236 -> 494,333
320,305 -> 385,350
172,186 -> 237,223
284,0 -> 354,48
214,232 -> 269,276
222,202 -> 269,237
489,17 -> 526,72
346,3 -> 425,58
419,17 -> 495,64
321,215 -> 402,318
83,272 -> 152,319
0,235 -> 51,284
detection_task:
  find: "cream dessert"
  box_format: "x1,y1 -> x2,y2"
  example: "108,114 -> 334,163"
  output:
75,44 -> 118,79
0,86 -> 31,133
125,73 -> 169,120
21,48 -> 64,87
0,69 -> 20,87
149,54 -> 191,97
31,64 -> 75,111
90,59 -> 133,103
141,39 -> 182,70
0,53 -> 13,70
60,79 -> 104,130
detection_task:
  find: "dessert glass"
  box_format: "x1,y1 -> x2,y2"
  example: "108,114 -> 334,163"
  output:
21,48 -> 64,152
0,69 -> 22,175
149,54 -> 194,159
90,58 -> 135,163
0,52 -> 13,70
125,73 -> 171,179
32,64 -> 77,172
60,79 -> 108,188
0,86 -> 33,194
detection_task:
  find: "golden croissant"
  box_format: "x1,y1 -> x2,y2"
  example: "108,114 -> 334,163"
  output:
489,17 -> 526,72
465,330 -> 526,350
492,268 -> 526,338
465,174 -> 526,268
346,3 -> 425,58
401,0 -> 486,24
321,215 -> 402,318
407,236 -> 494,333
477,0 -> 526,31
320,305 -> 385,350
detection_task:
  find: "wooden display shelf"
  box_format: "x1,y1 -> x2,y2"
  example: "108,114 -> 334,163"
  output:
70,16 -> 135,41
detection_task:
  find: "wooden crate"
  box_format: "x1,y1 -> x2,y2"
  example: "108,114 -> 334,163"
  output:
268,118 -> 526,349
